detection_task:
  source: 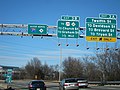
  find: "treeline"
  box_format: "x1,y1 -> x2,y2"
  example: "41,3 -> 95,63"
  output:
18,49 -> 120,81
19,57 -> 59,80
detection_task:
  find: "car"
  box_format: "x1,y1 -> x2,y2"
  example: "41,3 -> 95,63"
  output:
76,78 -> 88,88
28,80 -> 46,90
59,78 -> 79,90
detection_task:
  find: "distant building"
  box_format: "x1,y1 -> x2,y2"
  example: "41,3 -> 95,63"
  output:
0,65 -> 19,80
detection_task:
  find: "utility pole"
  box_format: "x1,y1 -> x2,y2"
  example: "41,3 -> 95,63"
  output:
59,43 -> 62,82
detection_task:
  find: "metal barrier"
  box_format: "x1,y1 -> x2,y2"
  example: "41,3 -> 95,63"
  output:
88,81 -> 120,85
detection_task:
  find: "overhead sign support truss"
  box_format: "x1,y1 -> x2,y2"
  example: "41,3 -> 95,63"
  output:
0,24 -> 87,38
0,24 -> 120,39
0,24 -> 120,51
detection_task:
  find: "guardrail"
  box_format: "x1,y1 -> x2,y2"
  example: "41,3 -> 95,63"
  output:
88,81 -> 120,85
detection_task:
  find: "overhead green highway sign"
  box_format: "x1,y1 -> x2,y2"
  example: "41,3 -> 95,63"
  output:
61,15 -> 80,21
99,14 -> 117,19
28,24 -> 47,35
86,18 -> 117,42
57,20 -> 79,38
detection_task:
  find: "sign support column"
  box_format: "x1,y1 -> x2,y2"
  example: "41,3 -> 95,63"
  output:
59,43 -> 62,82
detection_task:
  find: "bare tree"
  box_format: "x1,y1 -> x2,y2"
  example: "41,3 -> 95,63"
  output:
18,67 -> 26,79
42,62 -> 51,80
21,48 -> 120,81
62,57 -> 83,78
107,49 -> 120,81
25,57 -> 43,79
96,48 -> 120,81
49,65 -> 59,80
82,56 -> 101,81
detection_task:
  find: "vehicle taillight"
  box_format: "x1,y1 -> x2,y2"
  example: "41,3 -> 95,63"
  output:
44,85 -> 47,88
77,83 -> 80,86
44,85 -> 47,90
75,83 -> 79,86
29,85 -> 32,88
64,83 -> 69,86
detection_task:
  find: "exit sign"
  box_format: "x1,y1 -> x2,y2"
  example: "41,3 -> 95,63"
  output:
86,18 -> 117,42
99,14 -> 117,19
61,15 -> 80,21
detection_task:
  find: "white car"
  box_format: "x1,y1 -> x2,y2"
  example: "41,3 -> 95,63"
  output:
76,78 -> 88,88
59,78 -> 79,90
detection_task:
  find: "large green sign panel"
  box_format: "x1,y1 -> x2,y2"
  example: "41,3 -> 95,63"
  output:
86,18 -> 117,42
57,20 -> 79,38
28,24 -> 47,35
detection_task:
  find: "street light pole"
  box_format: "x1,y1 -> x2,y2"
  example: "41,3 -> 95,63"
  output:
59,43 -> 62,82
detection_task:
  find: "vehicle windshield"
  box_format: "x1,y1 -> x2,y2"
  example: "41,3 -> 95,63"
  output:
32,81 -> 45,86
77,78 -> 86,81
65,79 -> 77,83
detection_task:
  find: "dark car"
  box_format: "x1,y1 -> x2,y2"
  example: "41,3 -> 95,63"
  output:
59,78 -> 79,90
28,80 -> 46,90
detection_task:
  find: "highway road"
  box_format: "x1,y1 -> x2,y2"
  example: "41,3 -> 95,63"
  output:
0,80 -> 120,90
47,86 -> 120,90
1,85 -> 120,90
17,86 -> 120,90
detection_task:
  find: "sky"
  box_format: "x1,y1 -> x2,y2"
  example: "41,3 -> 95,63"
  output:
0,0 -> 120,67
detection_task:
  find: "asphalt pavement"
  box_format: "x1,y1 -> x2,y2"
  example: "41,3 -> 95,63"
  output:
47,86 -> 120,90
1,85 -> 120,90
0,80 -> 120,90
20,86 -> 120,90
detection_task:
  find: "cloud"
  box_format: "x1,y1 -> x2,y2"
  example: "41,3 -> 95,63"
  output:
62,48 -> 94,55
26,48 -> 94,60
0,55 -> 29,67
0,55 -> 27,60
0,46 -> 94,67
0,45 -> 9,48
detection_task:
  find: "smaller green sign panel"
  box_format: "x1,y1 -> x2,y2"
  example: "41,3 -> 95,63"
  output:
57,20 -> 79,38
61,16 -> 80,21
28,24 -> 47,35
99,14 -> 117,19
